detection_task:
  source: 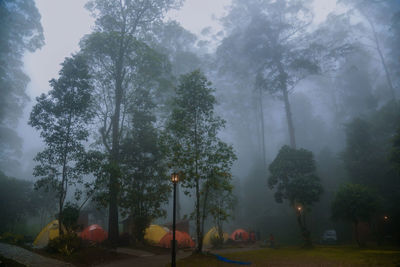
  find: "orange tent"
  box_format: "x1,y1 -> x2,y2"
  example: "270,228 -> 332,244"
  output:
230,229 -> 249,241
80,224 -> 108,243
159,230 -> 195,248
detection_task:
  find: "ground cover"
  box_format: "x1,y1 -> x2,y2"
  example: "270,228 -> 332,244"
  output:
177,246 -> 400,266
0,255 -> 26,267
124,244 -> 172,255
33,246 -> 134,267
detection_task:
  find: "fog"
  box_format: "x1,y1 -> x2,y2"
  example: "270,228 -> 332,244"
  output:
1,0 -> 400,253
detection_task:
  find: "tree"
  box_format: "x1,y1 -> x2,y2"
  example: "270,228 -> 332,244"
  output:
164,70 -> 236,253
0,171 -> 36,233
268,145 -> 323,247
220,0 -> 322,149
331,183 -> 379,247
206,174 -> 236,243
119,88 -> 170,243
391,126 -> 400,173
0,0 -> 44,173
339,0 -> 399,99
81,0 -> 181,244
29,55 -> 93,235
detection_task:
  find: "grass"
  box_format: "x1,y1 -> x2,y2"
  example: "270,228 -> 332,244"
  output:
0,255 -> 26,267
124,243 -> 171,255
33,246 -> 134,267
177,246 -> 400,266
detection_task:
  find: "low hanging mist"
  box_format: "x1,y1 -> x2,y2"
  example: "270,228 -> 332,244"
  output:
1,0 -> 400,261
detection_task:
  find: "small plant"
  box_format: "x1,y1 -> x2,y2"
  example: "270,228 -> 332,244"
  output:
210,235 -> 224,248
0,232 -> 24,245
47,232 -> 82,256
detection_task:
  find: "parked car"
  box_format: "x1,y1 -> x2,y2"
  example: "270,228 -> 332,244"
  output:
321,229 -> 337,245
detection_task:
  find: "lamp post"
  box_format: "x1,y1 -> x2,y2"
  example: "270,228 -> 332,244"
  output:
171,172 -> 179,267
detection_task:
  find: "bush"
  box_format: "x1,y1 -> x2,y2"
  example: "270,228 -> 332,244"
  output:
47,232 -> 82,256
61,203 -> 80,232
0,232 -> 24,245
210,235 -> 224,248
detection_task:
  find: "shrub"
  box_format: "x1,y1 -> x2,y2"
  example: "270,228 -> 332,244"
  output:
0,232 -> 24,245
47,232 -> 82,256
210,235 -> 224,248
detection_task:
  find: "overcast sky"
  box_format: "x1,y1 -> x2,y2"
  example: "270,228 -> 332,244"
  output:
18,0 -> 337,176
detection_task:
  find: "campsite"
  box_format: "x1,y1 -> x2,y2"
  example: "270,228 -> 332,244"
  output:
1,0 -> 400,266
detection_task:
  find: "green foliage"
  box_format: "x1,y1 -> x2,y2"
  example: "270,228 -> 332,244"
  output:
164,70 -> 236,252
47,232 -> 82,256
268,145 -> 323,247
331,183 -> 379,223
0,171 -> 36,232
268,145 -> 323,206
390,126 -> 400,173
0,0 -> 44,172
29,54 -> 93,234
119,88 -> 169,243
81,0 -> 180,243
342,101 -> 400,233
62,203 -> 80,232
210,235 -> 224,249
0,232 -> 24,245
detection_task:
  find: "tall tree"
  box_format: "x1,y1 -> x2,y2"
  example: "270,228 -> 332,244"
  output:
29,55 -> 93,235
82,0 -> 181,244
0,0 -> 44,173
331,183 -> 379,247
339,0 -> 399,99
220,0 -> 320,149
164,70 -> 236,253
268,145 -> 323,247
119,88 -> 170,243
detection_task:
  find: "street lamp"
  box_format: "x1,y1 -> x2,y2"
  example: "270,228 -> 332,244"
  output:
297,205 -> 302,212
171,172 -> 179,267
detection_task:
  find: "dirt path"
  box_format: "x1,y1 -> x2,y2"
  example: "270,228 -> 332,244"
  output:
97,249 -> 191,267
0,243 -> 73,267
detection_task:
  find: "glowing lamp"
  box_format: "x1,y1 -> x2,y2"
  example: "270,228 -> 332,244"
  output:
171,173 -> 179,184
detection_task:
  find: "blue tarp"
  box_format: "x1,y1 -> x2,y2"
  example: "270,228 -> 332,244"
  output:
214,253 -> 252,265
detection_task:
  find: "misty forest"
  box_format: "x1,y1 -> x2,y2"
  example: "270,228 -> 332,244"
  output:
1,0 -> 400,266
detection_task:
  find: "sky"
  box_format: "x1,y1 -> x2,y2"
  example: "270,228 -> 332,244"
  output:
18,0 -> 337,178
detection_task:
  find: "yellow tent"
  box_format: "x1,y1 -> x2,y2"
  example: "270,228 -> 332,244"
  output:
33,220 -> 64,248
203,227 -> 229,246
144,224 -> 168,244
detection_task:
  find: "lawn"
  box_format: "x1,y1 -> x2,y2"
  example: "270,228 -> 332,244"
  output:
177,246 -> 400,266
33,246 -> 134,267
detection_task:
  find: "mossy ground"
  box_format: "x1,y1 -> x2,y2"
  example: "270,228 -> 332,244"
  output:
177,246 -> 400,266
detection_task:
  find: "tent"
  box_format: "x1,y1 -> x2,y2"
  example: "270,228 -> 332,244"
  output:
80,224 -> 108,243
230,229 -> 249,241
144,224 -> 169,244
203,227 -> 229,246
33,220 -> 64,248
159,230 -> 195,248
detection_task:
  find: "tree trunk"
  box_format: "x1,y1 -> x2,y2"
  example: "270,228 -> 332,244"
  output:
282,86 -> 296,149
296,210 -> 312,248
200,184 -> 209,250
108,24 -> 127,245
363,10 -> 396,99
258,85 -> 267,168
354,220 -> 361,247
194,110 -> 203,253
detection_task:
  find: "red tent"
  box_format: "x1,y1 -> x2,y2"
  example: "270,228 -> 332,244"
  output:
159,230 -> 195,248
230,229 -> 249,241
80,224 -> 108,243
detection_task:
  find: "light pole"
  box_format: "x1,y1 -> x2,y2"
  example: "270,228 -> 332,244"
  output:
171,172 -> 179,267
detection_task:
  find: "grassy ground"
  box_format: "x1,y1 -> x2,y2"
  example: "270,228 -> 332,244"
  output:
124,243 -> 172,255
0,255 -> 26,267
177,246 -> 400,266
34,246 -> 134,267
